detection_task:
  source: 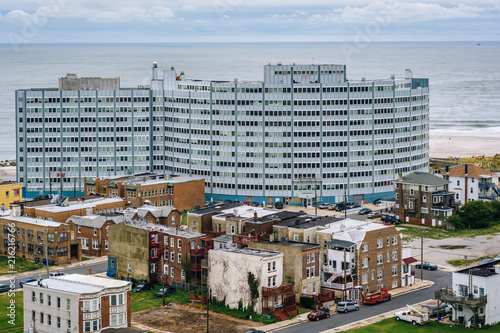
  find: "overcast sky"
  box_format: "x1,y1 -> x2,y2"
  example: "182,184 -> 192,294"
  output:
0,0 -> 498,44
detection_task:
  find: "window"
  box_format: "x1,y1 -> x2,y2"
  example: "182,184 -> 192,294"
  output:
410,188 -> 414,195
457,180 -> 460,186
387,252 -> 390,263
293,235 -> 298,241
105,240 -> 108,250
85,321 -> 91,332
119,293 -> 124,305
57,297 -> 60,308
311,253 -> 315,262
170,252 -> 174,262
371,270 -> 375,280
178,253 -> 181,263
272,276 -> 276,286
111,295 -> 117,306
111,315 -> 117,326
471,187 -> 473,193
93,228 -> 97,236
268,277 -> 272,287
479,287 -> 485,296
32,311 -> 35,322
313,283 -> 316,294
362,257 -> 368,268
474,285 -> 478,294
268,262 -> 271,271
67,299 -> 71,310
81,238 -> 89,250
48,314 -> 52,326
377,254 -> 383,264
392,265 -> 398,276
423,195 -> 427,203
387,238 -> 390,246
458,285 -> 468,297
392,251 -> 398,261
68,320 -> 71,330
170,238 -> 174,247
92,239 -> 99,249
231,225 -> 235,233
362,243 -> 368,252
150,263 -> 155,273
272,261 -> 276,270
377,269 -> 383,280
362,273 -> 368,284
307,253 -> 310,263
392,236 -> 398,245
40,312 -> 44,324
377,239 -> 383,248
40,292 -> 43,304
57,316 -> 61,328
177,239 -> 181,248
128,263 -> 132,271
181,269 -> 185,280
171,267 -> 174,277
48,295 -> 51,306
310,268 -> 315,278
408,201 -> 413,209
172,216 -> 175,224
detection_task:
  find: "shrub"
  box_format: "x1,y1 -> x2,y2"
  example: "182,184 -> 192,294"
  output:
300,296 -> 314,309
447,200 -> 494,229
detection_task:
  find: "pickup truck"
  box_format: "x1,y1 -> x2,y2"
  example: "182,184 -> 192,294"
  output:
395,305 -> 429,325
361,288 -> 391,304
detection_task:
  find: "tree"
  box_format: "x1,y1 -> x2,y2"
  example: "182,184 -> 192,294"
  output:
247,272 -> 259,311
448,200 -> 494,229
488,201 -> 500,221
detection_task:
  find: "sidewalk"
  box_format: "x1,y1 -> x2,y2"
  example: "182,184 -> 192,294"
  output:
261,279 -> 434,333
5,256 -> 108,279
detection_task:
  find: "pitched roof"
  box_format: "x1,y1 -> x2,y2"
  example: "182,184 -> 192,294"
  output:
395,172 -> 450,186
67,213 -> 124,228
439,164 -> 496,178
123,205 -> 175,220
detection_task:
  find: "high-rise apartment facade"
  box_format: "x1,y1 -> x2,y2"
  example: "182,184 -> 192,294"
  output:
16,63 -> 429,204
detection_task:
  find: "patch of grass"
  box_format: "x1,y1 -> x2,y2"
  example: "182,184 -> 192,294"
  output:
398,224 -> 500,240
447,256 -> 491,267
0,290 -> 23,333
0,255 -> 43,276
181,211 -> 188,225
209,302 -> 277,325
81,257 -> 91,261
130,284 -> 189,313
345,317 -> 500,333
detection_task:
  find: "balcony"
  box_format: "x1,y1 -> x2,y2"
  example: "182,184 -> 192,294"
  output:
233,231 -> 262,247
435,288 -> 487,308
190,262 -> 202,271
262,283 -> 294,298
205,231 -> 225,239
321,281 -> 353,290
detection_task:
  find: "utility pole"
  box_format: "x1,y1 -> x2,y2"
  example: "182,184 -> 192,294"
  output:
59,168 -> 63,197
73,178 -> 76,198
48,171 -> 52,197
44,227 -> 49,278
206,274 -> 210,333
344,185 -> 347,219
161,253 -> 166,306
314,180 -> 318,216
420,229 -> 424,281
343,247 -> 347,301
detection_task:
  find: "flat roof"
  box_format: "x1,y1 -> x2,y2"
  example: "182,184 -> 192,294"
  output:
125,220 -> 205,238
34,197 -> 123,213
1,215 -> 64,227
274,215 -> 342,229
456,260 -> 500,277
213,247 -> 282,258
253,240 -> 320,250
59,274 -> 131,288
188,203 -> 240,215
247,210 -> 307,224
126,176 -> 203,186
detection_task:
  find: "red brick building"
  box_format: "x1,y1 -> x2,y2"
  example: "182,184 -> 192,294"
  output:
66,213 -> 124,257
85,173 -> 205,211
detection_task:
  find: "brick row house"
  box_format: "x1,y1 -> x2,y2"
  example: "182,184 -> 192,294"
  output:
316,219 -> 403,301
23,274 -> 131,333
1,209 -> 81,264
108,219 -> 207,289
66,213 -> 124,257
85,173 -> 205,211
394,171 -> 456,227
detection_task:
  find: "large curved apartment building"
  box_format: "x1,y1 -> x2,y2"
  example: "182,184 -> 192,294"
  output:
16,63 -> 429,204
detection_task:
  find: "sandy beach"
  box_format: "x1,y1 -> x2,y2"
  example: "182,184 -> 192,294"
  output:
429,135 -> 500,158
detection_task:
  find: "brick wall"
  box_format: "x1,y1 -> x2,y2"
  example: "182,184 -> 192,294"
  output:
101,295 -> 110,328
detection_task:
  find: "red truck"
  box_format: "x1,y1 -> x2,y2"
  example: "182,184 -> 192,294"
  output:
361,288 -> 391,305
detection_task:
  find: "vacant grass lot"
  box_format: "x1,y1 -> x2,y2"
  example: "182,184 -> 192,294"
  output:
345,318 -> 500,333
0,290 -> 23,333
130,284 -> 190,312
398,224 -> 500,240
0,255 -> 43,275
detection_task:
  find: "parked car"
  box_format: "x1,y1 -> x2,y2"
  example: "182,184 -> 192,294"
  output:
233,200 -> 241,204
415,262 -> 438,270
373,198 -> 383,205
155,286 -> 176,297
265,202 -> 274,208
223,200 -> 233,203
250,202 -> 260,207
335,203 -> 351,211
480,258 -> 495,264
244,330 -> 265,333
307,309 -> 331,321
358,208 -> 372,215
328,204 -> 337,211
336,301 -> 359,313
49,271 -> 66,277
381,214 -> 401,224
133,283 -> 153,292
125,277 -> 137,288
274,202 -> 283,209
421,302 -> 452,317
367,212 -> 381,219
242,201 -> 250,206
0,284 -> 10,293
318,203 -> 331,209
349,202 -> 361,209
19,278 -> 37,288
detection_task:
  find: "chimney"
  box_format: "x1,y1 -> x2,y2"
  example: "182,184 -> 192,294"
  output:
446,166 -> 449,174
398,172 -> 403,181
152,61 -> 158,80
465,164 -> 468,176
254,211 -> 258,218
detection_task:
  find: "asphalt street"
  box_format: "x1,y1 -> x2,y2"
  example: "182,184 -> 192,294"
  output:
275,269 -> 451,333
0,261 -> 108,288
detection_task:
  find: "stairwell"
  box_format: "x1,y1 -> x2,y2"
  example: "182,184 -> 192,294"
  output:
274,309 -> 289,321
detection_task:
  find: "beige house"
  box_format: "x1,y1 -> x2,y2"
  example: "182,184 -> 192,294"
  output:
249,240 -> 320,302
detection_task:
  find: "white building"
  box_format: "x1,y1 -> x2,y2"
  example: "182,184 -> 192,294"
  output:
208,247 -> 293,315
436,260 -> 500,327
401,243 -> 417,287
23,274 -> 131,333
440,164 -> 500,203
16,64 -> 429,204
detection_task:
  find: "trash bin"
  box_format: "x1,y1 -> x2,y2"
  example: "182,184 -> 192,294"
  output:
34,257 -> 39,263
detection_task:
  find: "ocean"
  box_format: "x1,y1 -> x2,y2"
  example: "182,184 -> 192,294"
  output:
1,42 -> 499,160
